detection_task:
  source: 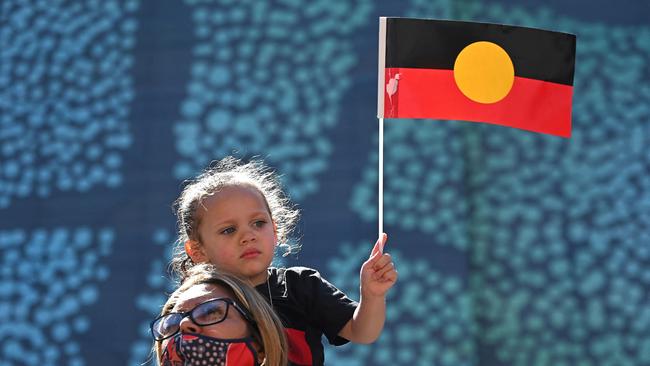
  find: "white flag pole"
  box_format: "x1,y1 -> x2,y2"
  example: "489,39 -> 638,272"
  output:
378,117 -> 384,239
377,17 -> 387,242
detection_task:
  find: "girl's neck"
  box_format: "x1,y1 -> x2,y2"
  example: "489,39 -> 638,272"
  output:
249,268 -> 270,286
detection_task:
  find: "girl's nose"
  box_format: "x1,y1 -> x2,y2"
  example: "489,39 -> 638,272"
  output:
240,230 -> 256,245
179,316 -> 201,334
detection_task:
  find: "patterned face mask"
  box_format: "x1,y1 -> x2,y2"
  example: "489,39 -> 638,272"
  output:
161,332 -> 260,366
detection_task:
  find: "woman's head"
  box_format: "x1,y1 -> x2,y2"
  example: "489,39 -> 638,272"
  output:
153,264 -> 287,366
172,157 -> 300,282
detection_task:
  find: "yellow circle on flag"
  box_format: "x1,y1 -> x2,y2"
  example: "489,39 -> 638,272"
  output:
453,41 -> 514,104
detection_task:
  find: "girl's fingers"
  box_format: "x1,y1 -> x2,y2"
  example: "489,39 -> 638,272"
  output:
372,253 -> 393,271
379,269 -> 398,283
370,233 -> 388,257
365,248 -> 383,267
373,262 -> 395,279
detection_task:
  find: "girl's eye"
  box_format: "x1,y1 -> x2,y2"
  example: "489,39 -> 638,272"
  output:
220,227 -> 235,235
253,220 -> 266,228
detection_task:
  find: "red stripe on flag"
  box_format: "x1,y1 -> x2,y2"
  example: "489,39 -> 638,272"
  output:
383,67 -> 573,137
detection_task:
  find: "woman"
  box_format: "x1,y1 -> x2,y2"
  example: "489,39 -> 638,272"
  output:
151,264 -> 287,366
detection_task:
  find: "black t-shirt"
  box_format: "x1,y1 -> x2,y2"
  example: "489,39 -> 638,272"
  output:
255,267 -> 358,366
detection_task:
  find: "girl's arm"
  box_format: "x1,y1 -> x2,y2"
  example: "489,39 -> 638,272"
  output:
338,233 -> 397,343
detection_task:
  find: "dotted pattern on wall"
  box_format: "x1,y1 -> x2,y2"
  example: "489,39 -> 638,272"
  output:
348,1 -> 650,365
464,4 -> 650,365
128,229 -> 176,366
350,122 -> 472,251
0,0 -> 139,208
173,0 -> 372,200
0,228 -> 113,366
324,242 -> 476,366
1,0 -> 648,365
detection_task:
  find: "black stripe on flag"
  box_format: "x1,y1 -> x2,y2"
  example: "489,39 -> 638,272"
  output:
385,18 -> 576,86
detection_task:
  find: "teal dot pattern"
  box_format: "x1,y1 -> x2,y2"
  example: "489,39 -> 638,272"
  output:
348,0 -> 650,365
0,228 -> 113,366
173,0 -> 372,200
351,122 -> 472,250
463,4 -> 650,365
324,242 -> 476,366
0,1 -> 139,208
129,229 -> 176,366
406,0 -> 455,18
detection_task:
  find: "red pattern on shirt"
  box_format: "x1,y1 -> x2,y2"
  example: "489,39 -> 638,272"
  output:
285,328 -> 313,365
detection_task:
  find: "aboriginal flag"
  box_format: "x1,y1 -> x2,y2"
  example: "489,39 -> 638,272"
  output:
377,18 -> 576,137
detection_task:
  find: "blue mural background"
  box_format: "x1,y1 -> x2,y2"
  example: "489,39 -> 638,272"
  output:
1,0 -> 649,365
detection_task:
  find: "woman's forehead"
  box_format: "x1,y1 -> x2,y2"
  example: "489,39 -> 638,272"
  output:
174,283 -> 231,311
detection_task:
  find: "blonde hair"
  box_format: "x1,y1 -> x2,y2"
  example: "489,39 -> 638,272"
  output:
172,156 -> 300,281
154,264 -> 287,366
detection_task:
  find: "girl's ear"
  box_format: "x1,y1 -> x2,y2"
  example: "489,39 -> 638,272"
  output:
184,240 -> 207,262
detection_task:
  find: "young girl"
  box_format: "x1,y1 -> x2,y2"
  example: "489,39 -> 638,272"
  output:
152,263 -> 287,366
171,157 -> 398,366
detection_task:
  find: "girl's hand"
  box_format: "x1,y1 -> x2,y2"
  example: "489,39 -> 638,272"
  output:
359,233 -> 398,298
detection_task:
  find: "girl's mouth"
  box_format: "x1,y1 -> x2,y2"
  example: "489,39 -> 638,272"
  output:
240,249 -> 261,259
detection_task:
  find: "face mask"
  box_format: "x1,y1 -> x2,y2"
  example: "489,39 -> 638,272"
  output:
161,333 -> 260,366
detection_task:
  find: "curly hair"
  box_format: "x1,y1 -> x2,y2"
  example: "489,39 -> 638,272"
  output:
171,156 -> 300,281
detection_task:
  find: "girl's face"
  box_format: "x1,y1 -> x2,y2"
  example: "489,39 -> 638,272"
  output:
191,185 -> 277,285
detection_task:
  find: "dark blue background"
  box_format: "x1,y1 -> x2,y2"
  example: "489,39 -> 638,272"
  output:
1,0 -> 649,365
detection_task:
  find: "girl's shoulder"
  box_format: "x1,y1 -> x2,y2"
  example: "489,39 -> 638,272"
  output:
269,266 -> 326,284
269,265 -> 319,275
